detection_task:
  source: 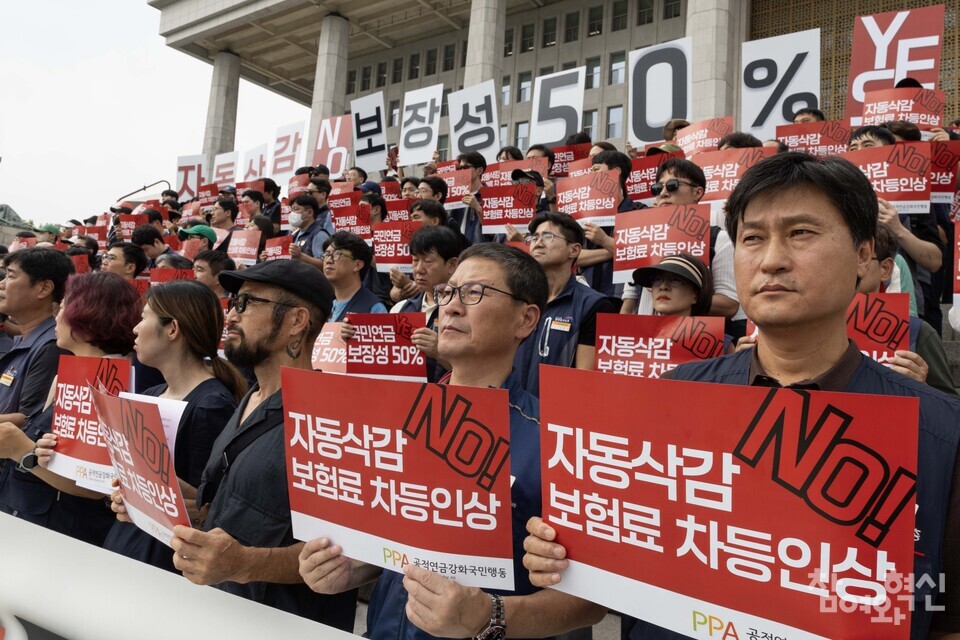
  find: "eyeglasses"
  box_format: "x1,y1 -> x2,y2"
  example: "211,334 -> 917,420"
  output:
524,231 -> 566,245
101,254 -> 122,263
459,164 -> 474,170
306,188 -> 321,196
651,274 -> 690,288
229,292 -> 296,314
650,179 -> 698,196
434,282 -> 526,306
321,249 -> 355,262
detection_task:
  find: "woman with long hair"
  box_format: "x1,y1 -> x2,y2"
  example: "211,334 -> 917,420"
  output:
38,279 -> 247,570
0,271 -> 141,545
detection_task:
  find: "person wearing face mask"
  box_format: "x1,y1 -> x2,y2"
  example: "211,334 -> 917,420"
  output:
288,193 -> 334,270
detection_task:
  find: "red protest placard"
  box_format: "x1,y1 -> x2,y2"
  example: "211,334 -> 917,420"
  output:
385,198 -> 413,221
595,315 -> 724,378
845,292 -> 909,365
555,168 -> 621,227
118,215 -> 148,242
479,184 -> 538,235
149,269 -> 195,285
197,184 -> 219,211
344,313 -> 427,381
612,204 -> 711,284
331,200 -> 373,241
69,255 -> 90,274
311,323 -> 346,373
374,221 -> 422,273
626,152 -> 685,204
862,88 -> 946,130
692,147 -> 777,219
8,237 -> 36,252
92,387 -> 191,546
841,143 -> 932,214
180,200 -> 202,221
225,229 -> 261,266
236,180 -> 265,195
775,121 -> 851,156
539,365 -> 918,640
85,225 -> 109,251
566,157 -> 594,179
162,236 -> 180,252
442,169 -> 473,211
179,238 -> 205,261
551,143 -> 591,178
263,235 -> 293,261
46,356 -> 131,493
312,114 -> 352,174
288,174 -> 310,199
675,117 -> 735,157
435,159 -> 459,175
282,368 -> 515,589
930,140 -> 960,204
482,157 -> 550,187
236,203 -> 255,227
280,202 -> 292,232
330,181 -> 355,195
380,180 -> 401,200
847,5 -> 944,124
131,279 -> 150,299
328,190 -> 363,215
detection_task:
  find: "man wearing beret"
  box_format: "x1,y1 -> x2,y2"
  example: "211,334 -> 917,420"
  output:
169,259 -> 358,629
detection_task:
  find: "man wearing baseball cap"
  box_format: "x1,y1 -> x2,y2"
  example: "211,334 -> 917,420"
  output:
34,224 -> 61,245
170,260 -> 358,629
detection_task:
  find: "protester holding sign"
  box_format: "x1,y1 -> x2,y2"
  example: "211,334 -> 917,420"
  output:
171,260 -> 357,628
300,243 -> 607,640
448,151 -> 488,245
289,193 -> 335,269
621,158 -> 741,334
101,280 -> 244,571
321,231 -> 387,321
513,212 -> 614,396
0,271 -> 136,544
849,125 -> 944,329
579,150 -> 641,298
524,152 -> 960,639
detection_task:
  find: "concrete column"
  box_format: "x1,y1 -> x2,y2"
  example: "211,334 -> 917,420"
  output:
202,51 -> 241,180
306,13 -> 350,164
687,0 -> 749,122
463,0 -> 506,88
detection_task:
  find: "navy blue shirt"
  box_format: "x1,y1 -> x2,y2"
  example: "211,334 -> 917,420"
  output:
628,344 -> 960,640
366,368 -> 549,640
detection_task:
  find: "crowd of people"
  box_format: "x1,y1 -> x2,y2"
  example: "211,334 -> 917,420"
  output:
0,100 -> 958,640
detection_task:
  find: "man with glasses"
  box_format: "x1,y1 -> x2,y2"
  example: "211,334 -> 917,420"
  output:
300,242 -> 607,640
208,197 -> 242,252
620,158 -> 743,337
172,259 -> 358,629
320,231 -> 387,322
387,226 -> 461,382
513,212 -> 614,396
101,242 -> 148,282
416,176 -> 448,204
449,151 -> 488,245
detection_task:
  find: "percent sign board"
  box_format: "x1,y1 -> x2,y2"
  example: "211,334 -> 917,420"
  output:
741,29 -> 820,140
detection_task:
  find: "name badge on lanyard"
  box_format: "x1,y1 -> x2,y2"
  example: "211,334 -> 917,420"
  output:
0,367 -> 17,387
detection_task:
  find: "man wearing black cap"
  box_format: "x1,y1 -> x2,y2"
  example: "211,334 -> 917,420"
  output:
218,185 -> 238,203
170,259 -> 358,629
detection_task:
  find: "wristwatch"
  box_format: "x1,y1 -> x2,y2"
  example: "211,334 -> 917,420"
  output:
475,593 -> 506,640
16,447 -> 39,473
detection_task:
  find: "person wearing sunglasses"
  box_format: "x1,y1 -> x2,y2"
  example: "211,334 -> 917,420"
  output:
620,158 -> 743,338
164,260 -> 358,630
300,243 -> 607,640
513,212 -> 615,395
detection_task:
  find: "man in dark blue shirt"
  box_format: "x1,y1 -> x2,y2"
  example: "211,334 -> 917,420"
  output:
299,243 -> 606,640
523,152 -> 960,640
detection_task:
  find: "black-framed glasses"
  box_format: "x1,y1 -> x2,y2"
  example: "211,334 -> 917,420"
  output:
650,179 -> 697,196
651,274 -> 689,288
524,231 -> 566,245
229,292 -> 295,314
434,282 -> 526,306
321,249 -> 355,262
